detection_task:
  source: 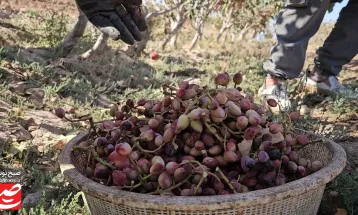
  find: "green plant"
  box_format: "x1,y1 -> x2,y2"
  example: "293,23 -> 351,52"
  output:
319,172 -> 358,215
18,192 -> 89,215
28,9 -> 69,48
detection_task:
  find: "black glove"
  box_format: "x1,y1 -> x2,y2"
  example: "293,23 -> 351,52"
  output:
330,0 -> 343,3
76,0 -> 147,45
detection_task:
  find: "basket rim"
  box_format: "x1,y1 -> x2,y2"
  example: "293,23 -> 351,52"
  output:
59,129 -> 347,210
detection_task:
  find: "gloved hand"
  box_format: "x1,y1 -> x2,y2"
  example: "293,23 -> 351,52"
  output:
76,0 -> 147,45
327,3 -> 335,13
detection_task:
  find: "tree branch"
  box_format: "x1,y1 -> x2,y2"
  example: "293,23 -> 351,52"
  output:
145,0 -> 185,21
56,9 -> 88,57
80,33 -> 109,59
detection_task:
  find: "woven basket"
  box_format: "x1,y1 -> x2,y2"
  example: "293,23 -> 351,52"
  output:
59,129 -> 346,215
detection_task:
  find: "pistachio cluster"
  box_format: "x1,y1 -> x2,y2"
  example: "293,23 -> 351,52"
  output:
55,72 -> 323,196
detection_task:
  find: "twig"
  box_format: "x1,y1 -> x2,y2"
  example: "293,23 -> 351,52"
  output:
207,172 -> 221,182
194,171 -> 208,195
128,155 -> 146,184
88,117 -> 97,134
206,92 -> 215,102
172,135 -> 178,150
91,149 -> 115,170
223,127 -> 227,150
216,167 -> 237,194
203,121 -> 223,143
106,175 -> 112,186
142,174 -> 152,180
184,98 -> 198,115
292,139 -> 324,150
123,182 -> 142,190
220,123 -> 243,135
148,174 -> 191,195
162,84 -> 178,91
133,141 -> 167,153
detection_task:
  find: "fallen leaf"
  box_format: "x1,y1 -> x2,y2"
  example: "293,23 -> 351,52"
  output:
11,107 -> 24,117
63,105 -> 78,114
0,100 -> 12,113
8,124 -> 32,141
69,107 -> 78,114
53,138 -> 67,151
92,94 -> 116,108
9,141 -> 28,158
335,208 -> 348,215
25,88 -> 45,107
9,81 -> 26,95
25,88 -> 45,97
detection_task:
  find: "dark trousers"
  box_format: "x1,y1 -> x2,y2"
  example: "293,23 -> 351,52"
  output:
263,0 -> 358,79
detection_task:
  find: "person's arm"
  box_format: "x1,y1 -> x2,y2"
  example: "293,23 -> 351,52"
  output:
76,0 -> 147,45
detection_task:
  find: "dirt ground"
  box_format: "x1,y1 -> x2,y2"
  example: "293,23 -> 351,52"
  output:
2,0 -> 78,15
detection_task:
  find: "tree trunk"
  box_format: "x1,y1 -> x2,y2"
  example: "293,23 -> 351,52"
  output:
80,33 -> 109,59
169,32 -> 178,48
246,29 -> 257,40
56,9 -> 88,57
216,26 -> 227,42
126,0 -> 185,56
237,24 -> 252,41
188,30 -> 201,51
125,29 -> 151,57
161,18 -> 184,50
160,1 -> 185,50
187,0 -> 216,51
223,31 -> 228,43
230,30 -> 236,42
215,1 -> 235,42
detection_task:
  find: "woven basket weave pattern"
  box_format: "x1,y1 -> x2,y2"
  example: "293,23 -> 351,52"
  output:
84,185 -> 325,215
60,130 -> 346,215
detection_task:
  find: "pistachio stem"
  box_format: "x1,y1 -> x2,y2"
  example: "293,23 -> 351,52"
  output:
206,92 -> 215,102
123,182 -> 142,190
276,146 -> 285,181
203,121 -> 223,143
133,141 -> 166,153
88,117 -> 97,134
128,155 -> 145,181
201,150 -> 208,158
106,175 -> 112,186
223,127 -> 227,150
207,172 -> 221,182
130,181 -> 135,191
184,98 -> 198,115
220,123 -> 243,135
180,160 -> 208,176
162,84 -> 178,91
142,174 -> 153,180
194,171 -> 207,195
149,174 -> 192,195
91,149 -> 115,170
172,135 -> 178,150
293,139 -> 323,150
64,116 -> 85,122
163,91 -> 176,96
216,167 -> 237,194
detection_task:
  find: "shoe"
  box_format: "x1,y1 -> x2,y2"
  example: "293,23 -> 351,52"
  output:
300,67 -> 358,99
258,81 -> 292,113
